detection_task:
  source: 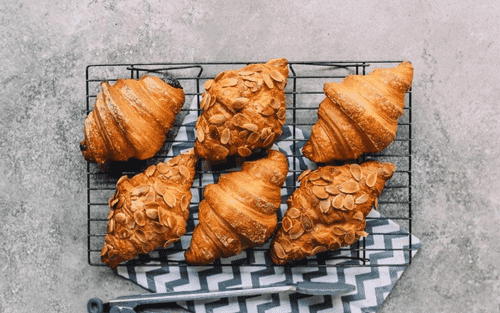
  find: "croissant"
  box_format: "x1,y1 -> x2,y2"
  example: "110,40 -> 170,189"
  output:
101,149 -> 197,269
269,161 -> 395,265
194,58 -> 289,162
80,75 -> 185,163
302,61 -> 413,163
185,149 -> 289,264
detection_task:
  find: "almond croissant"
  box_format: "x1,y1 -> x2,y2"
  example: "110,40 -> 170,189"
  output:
80,75 -> 185,163
185,149 -> 289,264
101,149 -> 197,269
269,161 -> 395,265
194,58 -> 289,162
302,61 -> 413,163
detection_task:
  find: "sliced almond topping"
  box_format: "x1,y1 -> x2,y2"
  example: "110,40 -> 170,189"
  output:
282,216 -> 293,232
260,127 -> 270,140
208,125 -> 220,139
281,237 -> 293,252
263,73 -> 274,89
241,123 -> 258,133
238,71 -> 254,76
204,80 -> 213,90
114,212 -> 126,223
203,92 -> 212,110
332,194 -> 344,209
196,127 -> 205,143
320,198 -> 331,213
232,113 -> 250,126
302,215 -> 314,230
287,207 -> 301,219
134,229 -> 147,243
270,70 -> 285,82
163,191 -> 176,208
350,164 -> 363,181
209,114 -> 227,125
220,128 -> 231,144
355,194 -> 368,205
261,106 -> 275,116
242,76 -> 257,82
179,165 -> 190,180
176,227 -> 186,237
101,245 -> 109,257
263,132 -> 275,146
134,210 -> 146,227
209,94 -> 217,108
180,195 -> 190,211
356,231 -> 369,237
297,169 -> 311,182
110,198 -> 119,208
145,165 -> 156,177
366,171 -> 378,188
167,215 -> 177,229
312,246 -> 327,255
245,81 -> 256,88
238,146 -> 252,157
353,212 -> 364,221
269,98 -> 281,110
107,219 -> 115,233
130,200 -> 143,212
144,189 -> 156,203
344,231 -> 357,245
277,81 -> 286,90
214,144 -> 229,157
325,185 -> 340,195
159,211 -> 169,228
117,175 -> 128,186
320,171 -> 335,182
153,181 -> 168,195
374,198 -> 379,210
107,209 -> 115,220
222,78 -> 238,87
233,97 -> 249,110
156,163 -> 169,175
343,194 -> 355,210
312,186 -> 329,200
239,130 -> 250,138
308,171 -> 322,181
247,132 -> 260,144
332,227 -> 346,236
276,107 -> 286,119
145,209 -> 158,220
312,179 -> 329,186
130,186 -> 150,197
289,223 -> 305,240
338,180 -> 360,194
274,242 -> 286,259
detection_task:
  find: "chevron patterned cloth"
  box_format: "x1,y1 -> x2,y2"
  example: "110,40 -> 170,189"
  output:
116,97 -> 422,313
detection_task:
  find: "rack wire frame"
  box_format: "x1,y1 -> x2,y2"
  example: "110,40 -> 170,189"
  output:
86,61 -> 413,268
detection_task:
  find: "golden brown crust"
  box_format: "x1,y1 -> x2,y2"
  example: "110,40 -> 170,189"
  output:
185,149 -> 289,264
80,75 -> 185,163
194,58 -> 289,162
101,150 -> 197,269
269,161 -> 395,265
302,61 -> 413,162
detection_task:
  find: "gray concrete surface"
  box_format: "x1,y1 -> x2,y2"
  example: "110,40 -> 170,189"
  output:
1,1 -> 499,312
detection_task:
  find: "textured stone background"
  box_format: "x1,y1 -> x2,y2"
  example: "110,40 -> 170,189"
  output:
1,1 -> 499,312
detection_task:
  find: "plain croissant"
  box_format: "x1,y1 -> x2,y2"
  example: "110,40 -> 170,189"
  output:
80,75 -> 185,163
302,61 -> 413,163
185,149 -> 289,264
269,161 -> 395,265
101,149 -> 197,269
194,58 -> 289,162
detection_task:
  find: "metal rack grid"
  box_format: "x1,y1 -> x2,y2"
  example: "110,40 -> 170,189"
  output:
86,61 -> 412,268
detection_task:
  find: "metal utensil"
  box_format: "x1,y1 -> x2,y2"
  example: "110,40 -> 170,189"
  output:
87,281 -> 355,313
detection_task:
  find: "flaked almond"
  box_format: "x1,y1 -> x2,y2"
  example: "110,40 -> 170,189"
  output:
107,219 -> 115,233
374,198 -> 379,210
232,113 -> 250,126
176,226 -> 186,237
239,130 -> 249,138
204,79 -> 213,91
145,165 -> 156,177
222,78 -> 238,87
245,81 -> 256,88
312,179 -> 329,186
163,239 -> 176,248
114,212 -> 126,223
263,73 -> 274,89
214,144 -> 229,157
238,146 -> 252,157
282,216 -> 293,232
144,189 -> 156,203
135,229 -> 147,243
356,231 -> 369,237
339,180 -> 360,194
233,97 -> 249,110
242,75 -> 257,82
247,132 -> 260,144
130,185 -> 150,197
145,209 -> 158,220
344,231 -> 356,245
241,123 -> 258,133
107,209 -> 115,220
197,127 -> 205,142
274,242 -> 286,259
302,215 -> 314,230
277,81 -> 286,90
157,163 -> 169,175
163,191 -> 176,208
220,128 -> 230,145
289,222 -> 305,240
261,106 -> 275,116
332,194 -> 344,209
208,125 -> 220,139
287,207 -> 301,219
366,171 -> 378,188
209,114 -> 227,125
332,227 -> 346,236
319,198 -> 331,213
180,194 -> 190,212
270,98 -> 281,110
153,181 -> 168,195
281,237 -> 293,252
343,195 -> 355,210
312,246 -> 327,255
167,215 -> 177,229
325,185 -> 340,195
276,107 -> 286,119
159,211 -> 170,228
297,169 -> 311,182
321,171 -> 335,182
350,164 -> 363,181
119,229 -> 131,239
203,92 -> 211,110
110,198 -> 119,208
179,165 -> 190,180
353,212 -> 364,221
134,210 -> 146,227
238,71 -> 254,76
308,171 -> 322,181
263,132 -> 275,146
209,94 -> 217,109
355,194 -> 368,205
117,175 -> 128,186
312,186 -> 329,200
260,127 -> 270,140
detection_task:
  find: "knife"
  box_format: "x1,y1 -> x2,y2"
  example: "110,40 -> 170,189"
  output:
87,281 -> 355,313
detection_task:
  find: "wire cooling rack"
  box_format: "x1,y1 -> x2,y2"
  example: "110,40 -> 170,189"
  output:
86,61 -> 412,268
